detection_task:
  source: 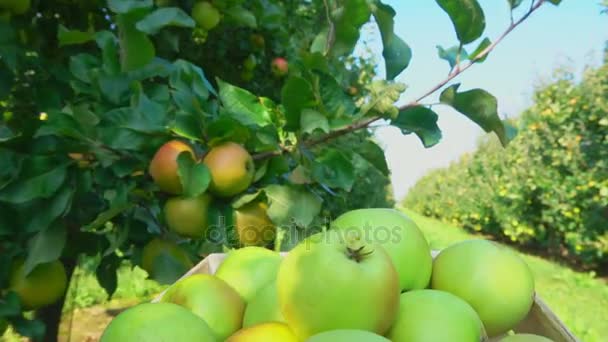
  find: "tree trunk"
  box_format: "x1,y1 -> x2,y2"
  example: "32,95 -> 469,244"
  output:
36,258 -> 76,342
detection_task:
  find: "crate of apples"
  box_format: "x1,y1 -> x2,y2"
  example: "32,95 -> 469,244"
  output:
100,209 -> 577,342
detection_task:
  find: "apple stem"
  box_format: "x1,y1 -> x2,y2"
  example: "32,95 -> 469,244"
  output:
346,246 -> 374,263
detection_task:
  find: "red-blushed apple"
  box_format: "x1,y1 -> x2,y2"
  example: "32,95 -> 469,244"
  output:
432,239 -> 535,337
271,57 -> 288,77
203,142 -> 254,198
277,230 -> 399,340
387,289 -> 484,342
149,140 -> 195,194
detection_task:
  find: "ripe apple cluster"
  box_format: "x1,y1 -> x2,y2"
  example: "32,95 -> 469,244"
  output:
101,208 -> 551,342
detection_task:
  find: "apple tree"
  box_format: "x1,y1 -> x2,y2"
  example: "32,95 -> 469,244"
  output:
0,0 -> 562,340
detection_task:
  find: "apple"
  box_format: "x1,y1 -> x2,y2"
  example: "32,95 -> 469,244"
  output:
499,334 -> 554,342
149,140 -> 195,194
243,54 -> 257,71
331,208 -> 433,291
9,259 -> 67,310
243,281 -> 284,327
100,302 -> 216,341
215,246 -> 281,302
161,274 -> 244,340
227,322 -> 298,342
234,201 -> 276,247
203,142 -> 254,197
306,330 -> 391,342
271,57 -> 288,77
431,239 -> 535,336
192,2 -> 221,31
277,230 -> 399,339
141,238 -> 193,278
347,86 -> 358,96
387,289 -> 483,342
164,194 -> 211,239
250,34 -> 265,50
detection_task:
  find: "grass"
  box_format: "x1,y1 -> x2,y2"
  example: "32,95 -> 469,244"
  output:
401,208 -> 608,342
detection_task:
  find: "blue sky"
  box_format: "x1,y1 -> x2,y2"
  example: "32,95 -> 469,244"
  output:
359,1 -> 608,200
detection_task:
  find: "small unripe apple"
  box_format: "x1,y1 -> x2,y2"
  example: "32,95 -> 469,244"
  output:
192,2 -> 221,31
250,34 -> 265,50
149,140 -> 195,194
141,238 -> 193,278
271,57 -> 288,77
234,201 -> 276,247
243,54 -> 257,71
347,86 -> 358,96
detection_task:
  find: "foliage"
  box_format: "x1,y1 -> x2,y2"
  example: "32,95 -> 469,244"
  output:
0,0 -> 557,339
405,62 -> 608,269
401,209 -> 608,342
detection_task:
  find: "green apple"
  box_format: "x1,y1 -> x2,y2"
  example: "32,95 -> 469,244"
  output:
243,281 -> 284,327
215,246 -> 281,302
141,238 -> 193,278
149,140 -> 195,194
100,302 -> 216,341
387,289 -> 483,342
500,334 -> 555,342
306,330 -> 390,342
192,2 -> 220,31
227,322 -> 298,342
234,201 -> 276,247
161,274 -> 244,340
277,230 -> 400,340
9,259 -> 67,310
331,208 -> 432,291
203,142 -> 255,198
431,239 -> 535,336
164,194 -> 212,239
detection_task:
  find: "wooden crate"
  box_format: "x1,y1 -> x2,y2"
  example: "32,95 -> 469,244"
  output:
154,252 -> 578,342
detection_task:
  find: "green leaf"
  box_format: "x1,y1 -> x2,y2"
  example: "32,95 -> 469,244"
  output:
205,115 -> 250,146
69,54 -> 100,84
374,2 -> 412,80
177,152 -> 211,197
96,254 -> 121,297
362,80 -> 406,118
440,84 -> 511,146
392,106 -> 442,147
0,125 -> 19,142
83,202 -> 134,231
281,76 -> 316,131
508,0 -> 524,9
225,6 -> 257,28
469,37 -> 491,63
108,0 -> 153,13
171,111 -> 204,141
35,112 -> 85,140
436,0 -> 486,44
12,317 -> 45,341
357,140 -> 389,176
547,0 -> 562,5
218,79 -> 273,127
437,45 -> 468,69
300,109 -> 329,134
0,165 -> 67,204
318,73 -> 356,118
311,149 -> 355,191
231,190 -> 263,209
265,185 -> 322,228
0,291 -> 21,317
331,0 -> 372,56
117,11 -> 155,72
136,7 -> 195,35
23,225 -> 66,275
58,25 -> 95,46
23,186 -> 74,233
